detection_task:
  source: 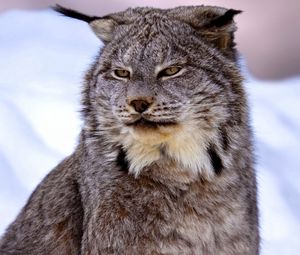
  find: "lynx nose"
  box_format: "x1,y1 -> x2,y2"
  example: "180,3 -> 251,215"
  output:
127,97 -> 153,113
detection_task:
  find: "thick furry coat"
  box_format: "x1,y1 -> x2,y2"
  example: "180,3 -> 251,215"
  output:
0,5 -> 259,255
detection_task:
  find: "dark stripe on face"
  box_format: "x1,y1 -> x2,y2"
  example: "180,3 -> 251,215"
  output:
207,144 -> 223,175
219,127 -> 229,152
116,147 -> 129,173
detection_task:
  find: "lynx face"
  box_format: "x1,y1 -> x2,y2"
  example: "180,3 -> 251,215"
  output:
68,6 -> 244,177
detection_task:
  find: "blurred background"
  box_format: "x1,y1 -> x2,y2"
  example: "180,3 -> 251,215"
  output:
0,1 -> 300,254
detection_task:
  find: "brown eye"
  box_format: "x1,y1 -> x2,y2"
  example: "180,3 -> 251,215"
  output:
158,66 -> 182,78
114,69 -> 130,79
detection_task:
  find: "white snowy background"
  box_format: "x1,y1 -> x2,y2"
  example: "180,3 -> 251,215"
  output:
0,9 -> 300,254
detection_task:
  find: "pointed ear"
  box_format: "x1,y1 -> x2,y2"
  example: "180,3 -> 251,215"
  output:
169,6 -> 242,51
53,5 -> 117,43
201,8 -> 242,50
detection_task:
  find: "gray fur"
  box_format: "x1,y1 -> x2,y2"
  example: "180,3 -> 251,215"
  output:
0,5 -> 259,254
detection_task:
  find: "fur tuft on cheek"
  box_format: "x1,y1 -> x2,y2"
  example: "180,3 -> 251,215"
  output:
165,124 -> 215,178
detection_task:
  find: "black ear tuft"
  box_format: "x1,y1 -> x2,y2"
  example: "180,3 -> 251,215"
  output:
52,4 -> 99,23
52,5 -> 117,43
205,9 -> 242,28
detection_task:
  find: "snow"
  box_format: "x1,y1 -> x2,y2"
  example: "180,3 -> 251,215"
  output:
0,9 -> 300,254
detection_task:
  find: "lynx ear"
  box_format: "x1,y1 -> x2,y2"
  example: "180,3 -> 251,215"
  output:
53,5 -> 117,43
170,6 -> 242,50
200,8 -> 242,50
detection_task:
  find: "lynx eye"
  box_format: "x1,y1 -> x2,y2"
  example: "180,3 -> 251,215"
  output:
158,66 -> 182,78
113,69 -> 130,79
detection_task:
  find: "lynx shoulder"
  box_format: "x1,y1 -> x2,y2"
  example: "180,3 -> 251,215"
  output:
0,5 -> 259,255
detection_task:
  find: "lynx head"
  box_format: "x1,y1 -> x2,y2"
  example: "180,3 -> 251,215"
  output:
55,5 -> 245,179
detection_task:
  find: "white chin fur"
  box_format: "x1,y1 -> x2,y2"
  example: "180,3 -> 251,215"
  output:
120,122 -> 215,178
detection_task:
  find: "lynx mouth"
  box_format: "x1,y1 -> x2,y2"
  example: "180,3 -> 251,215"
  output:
126,118 -> 177,129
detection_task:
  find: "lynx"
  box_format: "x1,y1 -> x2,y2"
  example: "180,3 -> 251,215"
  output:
0,5 -> 259,255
